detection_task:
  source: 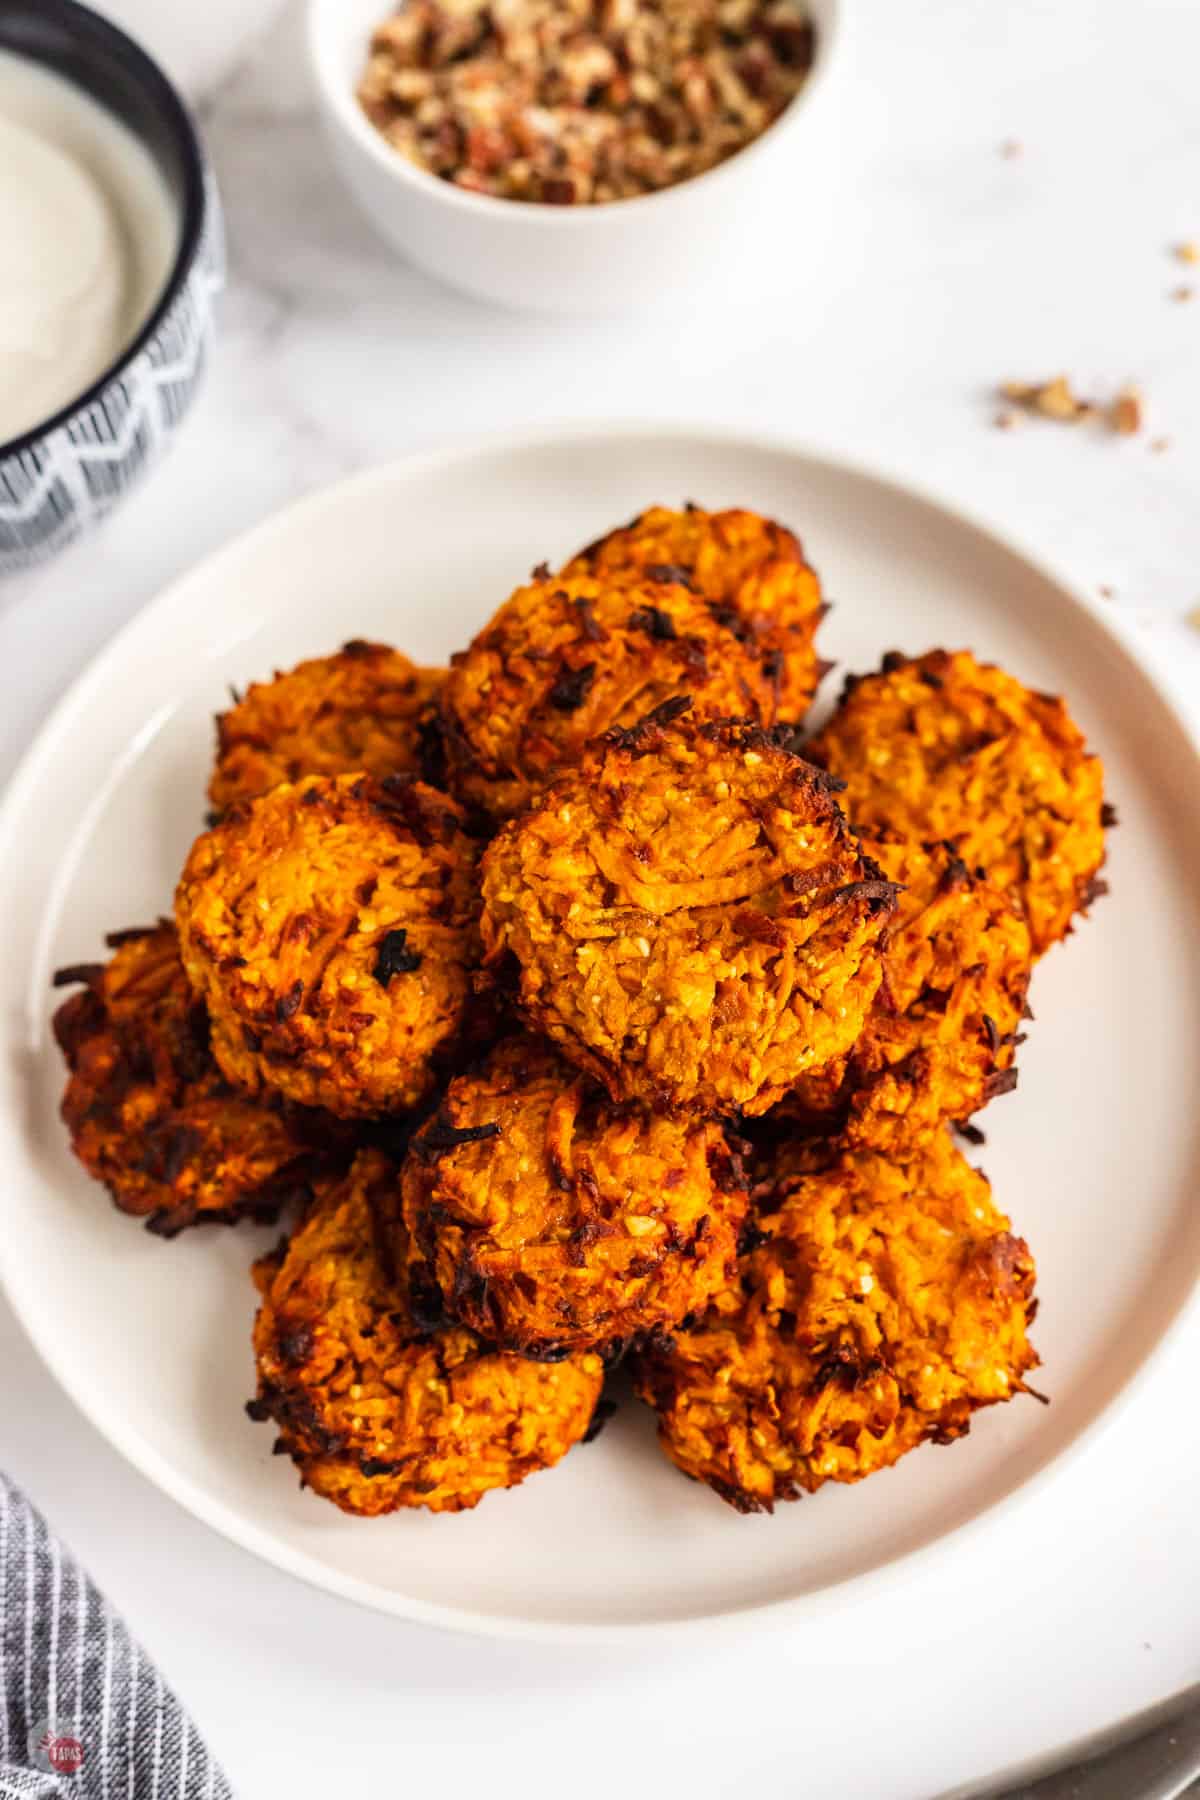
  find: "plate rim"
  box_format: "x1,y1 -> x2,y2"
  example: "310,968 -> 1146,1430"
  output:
4,419 -> 1199,1643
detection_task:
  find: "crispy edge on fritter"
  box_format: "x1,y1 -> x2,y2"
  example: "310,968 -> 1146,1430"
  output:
52,922 -> 337,1235
439,569 -> 787,820
209,641 -> 446,815
633,1130 -> 1040,1513
400,1033 -> 749,1356
806,648 -> 1109,954
176,773 -> 483,1119
249,1148 -> 605,1514
779,833 -> 1034,1152
480,714 -> 897,1116
562,503 -> 828,721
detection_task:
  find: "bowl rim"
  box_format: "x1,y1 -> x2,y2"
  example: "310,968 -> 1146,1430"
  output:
0,0 -> 209,462
307,0 -> 840,227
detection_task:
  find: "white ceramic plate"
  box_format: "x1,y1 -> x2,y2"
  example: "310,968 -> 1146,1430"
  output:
4,427 -> 1200,1642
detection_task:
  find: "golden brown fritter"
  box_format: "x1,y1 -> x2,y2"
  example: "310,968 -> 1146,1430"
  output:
440,569 -> 784,821
176,773 -> 482,1118
783,833 -> 1034,1151
562,504 -> 826,722
806,649 -> 1108,954
250,1148 -> 604,1515
400,1034 -> 748,1356
52,923 -> 333,1235
208,641 -> 445,816
634,1130 -> 1039,1513
481,713 -> 896,1116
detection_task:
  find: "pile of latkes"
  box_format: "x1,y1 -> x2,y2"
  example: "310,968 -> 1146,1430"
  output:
53,505 -> 1111,1518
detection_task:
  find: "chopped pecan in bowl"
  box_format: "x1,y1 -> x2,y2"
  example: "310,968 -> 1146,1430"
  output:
357,0 -> 815,204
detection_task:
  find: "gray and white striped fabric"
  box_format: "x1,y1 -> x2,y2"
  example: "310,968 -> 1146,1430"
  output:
0,1474 -> 232,1799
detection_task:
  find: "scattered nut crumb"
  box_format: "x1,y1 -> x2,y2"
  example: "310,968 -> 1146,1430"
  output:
1001,376 -> 1091,423
1171,285 -> 1194,302
1098,584 -> 1115,599
1150,436 -> 1171,453
1188,602 -> 1200,633
997,376 -> 1147,437
1175,241 -> 1200,265
994,410 -> 1016,430
1110,385 -> 1143,436
999,138 -> 1022,158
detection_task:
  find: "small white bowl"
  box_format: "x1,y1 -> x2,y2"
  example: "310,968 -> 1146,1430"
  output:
307,0 -> 840,314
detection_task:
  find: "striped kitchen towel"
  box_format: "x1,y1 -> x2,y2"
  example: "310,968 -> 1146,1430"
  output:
0,1473 -> 233,1798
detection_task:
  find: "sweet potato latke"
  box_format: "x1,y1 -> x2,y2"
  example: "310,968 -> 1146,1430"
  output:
50,496 -> 1110,1534
785,833 -> 1034,1150
806,649 -> 1107,954
481,713 -> 897,1116
400,1034 -> 748,1356
250,1148 -> 604,1514
562,504 -> 826,721
440,569 -> 786,820
176,773 -> 481,1118
53,923 -> 331,1235
634,1130 -> 1039,1512
209,641 -> 445,815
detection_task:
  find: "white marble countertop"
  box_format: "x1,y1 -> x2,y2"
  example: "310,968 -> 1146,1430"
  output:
4,1 -> 1200,1794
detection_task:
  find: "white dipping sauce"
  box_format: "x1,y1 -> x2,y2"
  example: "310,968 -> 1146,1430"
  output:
0,49 -> 179,444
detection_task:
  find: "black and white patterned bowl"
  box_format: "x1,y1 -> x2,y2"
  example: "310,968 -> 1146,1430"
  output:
0,0 -> 223,576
